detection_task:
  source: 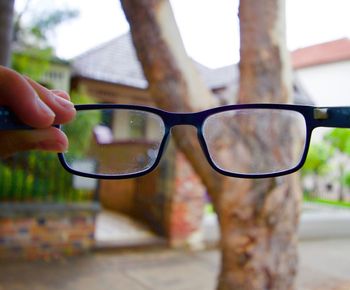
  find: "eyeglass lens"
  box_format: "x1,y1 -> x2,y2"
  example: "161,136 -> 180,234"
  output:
202,109 -> 307,175
61,109 -> 165,176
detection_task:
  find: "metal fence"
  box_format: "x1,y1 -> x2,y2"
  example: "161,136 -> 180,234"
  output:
0,152 -> 95,202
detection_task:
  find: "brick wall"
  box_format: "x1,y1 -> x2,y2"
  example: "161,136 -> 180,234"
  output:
168,152 -> 206,247
0,202 -> 100,260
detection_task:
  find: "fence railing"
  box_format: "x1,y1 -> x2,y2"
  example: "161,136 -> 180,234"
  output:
0,151 -> 95,203
302,173 -> 350,209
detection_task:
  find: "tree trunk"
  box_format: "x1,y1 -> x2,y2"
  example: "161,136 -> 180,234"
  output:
0,0 -> 15,66
120,0 -> 222,198
215,1 -> 301,289
121,0 -> 301,289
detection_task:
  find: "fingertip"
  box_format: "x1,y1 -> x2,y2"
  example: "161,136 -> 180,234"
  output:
36,127 -> 69,152
51,90 -> 71,101
25,78 -> 75,126
34,97 -> 56,127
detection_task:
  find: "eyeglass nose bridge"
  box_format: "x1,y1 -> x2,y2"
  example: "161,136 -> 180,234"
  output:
164,111 -> 204,129
161,110 -> 212,164
163,112 -> 206,149
161,111 -> 233,179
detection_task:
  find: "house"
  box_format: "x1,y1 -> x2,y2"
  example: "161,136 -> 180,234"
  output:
71,34 -> 240,105
39,57 -> 71,91
11,49 -> 71,91
292,38 -> 350,106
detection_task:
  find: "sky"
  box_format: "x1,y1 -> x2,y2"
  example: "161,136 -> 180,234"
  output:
15,0 -> 350,68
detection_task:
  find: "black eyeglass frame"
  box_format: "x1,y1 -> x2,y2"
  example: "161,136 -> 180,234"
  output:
56,103 -> 350,179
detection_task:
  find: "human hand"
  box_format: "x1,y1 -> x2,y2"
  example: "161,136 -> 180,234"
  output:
0,66 -> 76,158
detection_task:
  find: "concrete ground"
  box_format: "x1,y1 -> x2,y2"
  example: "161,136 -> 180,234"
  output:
1,205 -> 350,290
94,210 -> 165,248
298,239 -> 350,290
0,239 -> 350,290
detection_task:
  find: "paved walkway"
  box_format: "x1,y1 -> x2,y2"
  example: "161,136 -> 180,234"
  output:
0,239 -> 350,290
95,210 -> 164,248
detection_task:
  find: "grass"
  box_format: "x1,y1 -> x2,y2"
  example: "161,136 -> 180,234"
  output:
304,196 -> 350,208
205,203 -> 215,214
205,197 -> 350,215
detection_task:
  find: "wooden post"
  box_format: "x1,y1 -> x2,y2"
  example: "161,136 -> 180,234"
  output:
0,0 -> 15,67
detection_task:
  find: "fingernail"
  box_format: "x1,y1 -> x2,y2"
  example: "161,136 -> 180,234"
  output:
54,94 -> 75,110
37,97 -> 55,118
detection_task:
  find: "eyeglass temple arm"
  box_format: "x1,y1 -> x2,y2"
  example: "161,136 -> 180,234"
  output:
313,107 -> 350,129
0,106 -> 33,130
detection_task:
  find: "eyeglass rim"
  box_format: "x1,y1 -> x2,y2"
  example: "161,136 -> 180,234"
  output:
57,103 -> 337,179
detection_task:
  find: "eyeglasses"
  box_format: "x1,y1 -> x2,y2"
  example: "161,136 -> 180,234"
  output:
1,104 -> 350,179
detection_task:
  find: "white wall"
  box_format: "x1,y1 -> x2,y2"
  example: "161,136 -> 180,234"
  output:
41,63 -> 71,92
295,60 -> 350,106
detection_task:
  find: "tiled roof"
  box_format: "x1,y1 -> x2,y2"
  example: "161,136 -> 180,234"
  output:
291,38 -> 350,69
73,33 -> 311,105
194,61 -> 238,89
72,33 -> 237,90
73,34 -> 147,88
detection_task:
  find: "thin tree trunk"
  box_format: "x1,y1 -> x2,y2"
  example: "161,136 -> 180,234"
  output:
339,164 -> 345,202
121,0 -> 301,289
0,0 -> 15,66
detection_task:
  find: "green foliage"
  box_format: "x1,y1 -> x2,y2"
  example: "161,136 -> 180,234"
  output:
325,128 -> 350,155
11,3 -> 78,81
0,90 -> 97,202
63,91 -> 100,157
205,203 -> 214,214
302,142 -> 334,176
303,128 -> 350,203
343,171 -> 350,188
304,196 -> 350,208
303,128 -> 350,177
325,128 -> 350,188
11,47 -> 52,82
0,152 -> 93,202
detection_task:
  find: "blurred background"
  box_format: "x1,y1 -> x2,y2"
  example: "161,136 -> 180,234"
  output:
1,1 -> 350,290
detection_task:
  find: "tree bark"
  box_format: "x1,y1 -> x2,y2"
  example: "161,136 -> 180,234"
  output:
215,1 -> 301,289
120,0 -> 222,198
238,0 -> 292,104
121,0 -> 301,289
0,0 -> 15,66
